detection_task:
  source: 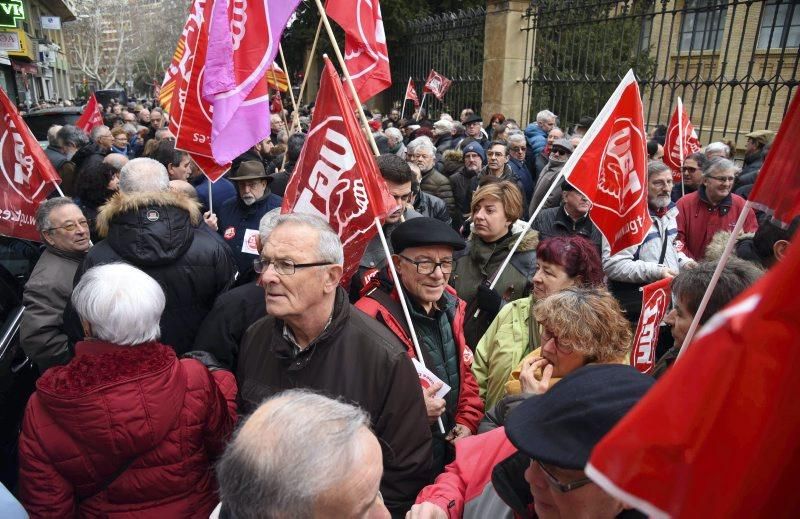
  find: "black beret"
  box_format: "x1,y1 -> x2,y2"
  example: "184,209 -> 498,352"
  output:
463,114 -> 483,125
391,217 -> 466,253
505,365 -> 654,470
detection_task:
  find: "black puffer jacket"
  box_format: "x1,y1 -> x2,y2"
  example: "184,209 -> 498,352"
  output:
73,191 -> 236,354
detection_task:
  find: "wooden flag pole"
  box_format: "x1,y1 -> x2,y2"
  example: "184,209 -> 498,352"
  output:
279,45 -> 299,129
417,93 -> 428,121
313,0 -> 380,157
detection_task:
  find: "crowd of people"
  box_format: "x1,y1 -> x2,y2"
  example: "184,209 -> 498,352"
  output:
1,94 -> 796,519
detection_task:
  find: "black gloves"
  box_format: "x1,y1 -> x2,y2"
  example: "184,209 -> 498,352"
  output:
476,284 -> 502,320
181,351 -> 225,372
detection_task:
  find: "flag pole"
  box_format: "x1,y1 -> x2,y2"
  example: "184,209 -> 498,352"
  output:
374,216 -> 447,435
279,45 -> 299,129
676,201 -> 753,360
313,0 -> 381,157
52,181 -> 66,198
294,17 -> 323,124
678,97 -> 685,197
418,93 -> 427,121
208,177 -> 213,214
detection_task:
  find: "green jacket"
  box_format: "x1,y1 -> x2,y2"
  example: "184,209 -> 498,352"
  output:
472,296 -> 541,409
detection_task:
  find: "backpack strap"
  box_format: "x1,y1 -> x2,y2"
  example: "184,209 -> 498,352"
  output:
366,288 -> 412,339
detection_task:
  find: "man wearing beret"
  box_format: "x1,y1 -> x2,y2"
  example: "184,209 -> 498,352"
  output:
217,160 -> 283,278
356,217 -> 484,478
409,365 -> 653,518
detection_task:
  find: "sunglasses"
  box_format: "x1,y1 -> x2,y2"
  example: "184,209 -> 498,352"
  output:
551,148 -> 570,156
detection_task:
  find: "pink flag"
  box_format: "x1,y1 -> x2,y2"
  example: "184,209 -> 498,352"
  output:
203,0 -> 302,165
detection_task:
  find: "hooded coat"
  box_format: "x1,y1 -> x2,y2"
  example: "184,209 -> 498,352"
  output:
72,191 -> 236,354
18,341 -> 237,518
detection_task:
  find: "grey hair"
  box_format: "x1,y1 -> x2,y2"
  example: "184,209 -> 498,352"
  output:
384,127 -> 402,143
705,141 -> 730,157
72,263 -> 165,345
35,197 -> 78,233
122,123 -> 138,136
57,125 -> 89,148
47,124 -> 63,147
119,158 -> 170,193
647,160 -> 672,179
703,156 -> 739,178
507,131 -> 526,144
155,128 -> 173,140
407,136 -> 435,156
216,390 -> 370,519
90,125 -> 110,141
536,109 -> 556,123
270,213 -> 344,265
258,208 -> 283,246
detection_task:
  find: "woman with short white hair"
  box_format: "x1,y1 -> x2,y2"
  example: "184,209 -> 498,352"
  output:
18,263 -> 237,518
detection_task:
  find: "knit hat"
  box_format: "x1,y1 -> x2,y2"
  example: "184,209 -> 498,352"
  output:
462,141 -> 486,164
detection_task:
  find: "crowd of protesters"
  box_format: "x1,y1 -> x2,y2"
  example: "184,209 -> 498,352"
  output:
1,93 -> 796,519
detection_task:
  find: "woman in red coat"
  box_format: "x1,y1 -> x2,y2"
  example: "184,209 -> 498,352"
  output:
18,263 -> 237,518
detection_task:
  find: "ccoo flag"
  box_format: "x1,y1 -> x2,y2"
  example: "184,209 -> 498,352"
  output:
663,97 -> 701,183
563,70 -> 650,255
75,94 -> 104,133
0,88 -> 61,241
327,0 -> 392,103
423,69 -> 452,101
586,235 -> 800,518
281,57 -> 395,286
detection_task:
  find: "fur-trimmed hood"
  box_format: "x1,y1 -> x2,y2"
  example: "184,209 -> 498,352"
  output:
704,230 -> 755,262
96,191 -> 203,267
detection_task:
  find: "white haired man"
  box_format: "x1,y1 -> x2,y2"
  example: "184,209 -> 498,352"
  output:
408,136 -> 458,225
236,213 -> 432,516
215,390 -> 390,519
524,109 -> 557,157
21,198 -> 90,372
67,158 -> 236,355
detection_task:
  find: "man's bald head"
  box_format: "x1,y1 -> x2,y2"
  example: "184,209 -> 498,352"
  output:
169,179 -> 198,200
103,152 -> 129,171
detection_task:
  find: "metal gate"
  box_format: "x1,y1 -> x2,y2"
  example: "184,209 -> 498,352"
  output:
388,8 -> 486,119
521,0 -> 800,149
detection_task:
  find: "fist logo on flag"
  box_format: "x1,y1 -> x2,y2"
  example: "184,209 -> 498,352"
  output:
597,119 -> 646,217
1,114 -> 40,204
631,278 -> 672,374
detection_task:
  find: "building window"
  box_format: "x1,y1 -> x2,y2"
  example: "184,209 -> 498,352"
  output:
679,0 -> 728,52
758,1 -> 800,49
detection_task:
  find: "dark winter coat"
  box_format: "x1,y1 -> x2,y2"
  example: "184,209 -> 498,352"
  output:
414,190 -> 452,227
217,193 -> 282,275
533,205 -> 603,254
236,287 -> 432,516
421,167 -> 458,225
71,191 -> 237,355
18,341 -> 237,518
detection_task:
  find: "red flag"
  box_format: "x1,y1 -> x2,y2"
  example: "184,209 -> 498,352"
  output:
749,91 -> 800,227
586,235 -> 800,518
630,277 -> 671,374
281,57 -> 395,286
564,70 -> 650,255
423,69 -> 453,101
326,0 -> 391,103
405,77 -> 419,107
663,97 -> 701,182
0,88 -> 60,241
159,0 -> 195,114
75,94 -> 104,133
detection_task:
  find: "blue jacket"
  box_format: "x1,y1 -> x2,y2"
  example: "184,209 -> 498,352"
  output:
217,193 -> 282,274
523,123 -> 548,157
508,157 -> 534,206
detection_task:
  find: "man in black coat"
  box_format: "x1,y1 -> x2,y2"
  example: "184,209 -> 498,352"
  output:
533,180 -> 603,254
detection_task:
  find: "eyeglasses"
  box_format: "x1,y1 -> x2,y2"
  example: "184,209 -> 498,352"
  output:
681,166 -> 698,173
47,220 -> 90,233
533,460 -> 593,493
510,146 -> 526,152
541,328 -> 574,354
399,254 -> 453,275
551,148 -> 570,156
708,175 -> 735,183
253,257 -> 333,276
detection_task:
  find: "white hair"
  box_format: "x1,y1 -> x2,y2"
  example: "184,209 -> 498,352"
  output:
258,208 -> 283,247
119,157 -> 170,193
216,390 -> 370,519
439,113 -> 453,122
705,141 -> 730,157
72,263 -> 165,346
507,132 -> 526,144
406,136 -> 436,156
536,110 -> 556,124
90,125 -> 110,140
271,213 -> 344,265
703,156 -> 739,178
384,127 -> 402,143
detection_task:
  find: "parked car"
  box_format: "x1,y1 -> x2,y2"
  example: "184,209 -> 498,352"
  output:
22,106 -> 84,147
94,88 -> 128,108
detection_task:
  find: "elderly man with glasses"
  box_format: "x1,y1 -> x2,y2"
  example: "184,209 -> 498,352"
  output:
676,156 -> 758,260
235,213 -> 432,517
529,138 -> 575,213
356,217 -> 484,479
21,198 -> 91,372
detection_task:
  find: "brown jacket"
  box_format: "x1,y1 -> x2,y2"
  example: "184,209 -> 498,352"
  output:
236,287 -> 432,516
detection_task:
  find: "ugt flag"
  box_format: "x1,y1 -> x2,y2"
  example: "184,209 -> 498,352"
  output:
564,70 -> 650,255
405,77 -> 419,107
327,0 -> 391,103
586,235 -> 800,518
281,57 -> 395,286
0,88 -> 61,241
663,97 -> 701,182
749,90 -> 800,227
423,69 -> 452,101
203,0 -> 301,164
630,277 -> 671,374
75,93 -> 104,133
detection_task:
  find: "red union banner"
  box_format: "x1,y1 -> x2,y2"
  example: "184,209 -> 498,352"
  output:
663,97 -> 701,182
405,77 -> 419,107
423,69 -> 452,101
0,88 -> 60,241
160,0 -> 203,132
564,70 -> 650,255
630,277 -> 672,374
281,57 -> 395,286
75,94 -> 104,134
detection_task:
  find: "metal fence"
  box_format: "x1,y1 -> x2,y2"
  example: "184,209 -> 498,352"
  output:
388,7 -> 486,119
521,0 -> 800,149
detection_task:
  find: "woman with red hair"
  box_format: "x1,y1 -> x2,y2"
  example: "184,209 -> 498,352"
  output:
488,113 -> 506,140
472,235 -> 604,409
